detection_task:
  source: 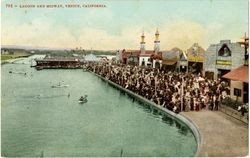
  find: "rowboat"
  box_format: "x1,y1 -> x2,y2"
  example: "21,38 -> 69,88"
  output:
51,84 -> 69,88
79,95 -> 88,103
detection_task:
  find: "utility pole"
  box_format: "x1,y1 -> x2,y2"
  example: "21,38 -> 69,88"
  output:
237,32 -> 249,65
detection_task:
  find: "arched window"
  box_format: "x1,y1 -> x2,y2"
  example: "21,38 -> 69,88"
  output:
155,61 -> 160,69
218,44 -> 231,57
142,58 -> 145,66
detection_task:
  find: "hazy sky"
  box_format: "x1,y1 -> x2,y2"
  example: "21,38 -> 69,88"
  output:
1,0 -> 248,50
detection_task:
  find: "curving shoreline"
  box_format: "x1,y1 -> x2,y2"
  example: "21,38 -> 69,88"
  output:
89,70 -> 202,157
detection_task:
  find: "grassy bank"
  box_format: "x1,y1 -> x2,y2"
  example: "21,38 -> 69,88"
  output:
1,53 -> 31,61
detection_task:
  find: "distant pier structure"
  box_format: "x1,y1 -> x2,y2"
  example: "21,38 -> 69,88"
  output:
35,56 -> 85,70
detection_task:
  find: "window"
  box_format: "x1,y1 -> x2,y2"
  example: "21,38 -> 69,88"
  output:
234,88 -> 241,97
218,44 -> 231,57
142,59 -> 145,66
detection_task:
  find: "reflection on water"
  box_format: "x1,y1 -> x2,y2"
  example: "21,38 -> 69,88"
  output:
162,114 -> 173,124
2,56 -> 197,157
108,81 -> 193,137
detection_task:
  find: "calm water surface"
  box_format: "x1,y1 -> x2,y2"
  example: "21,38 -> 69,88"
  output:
1,56 -> 197,157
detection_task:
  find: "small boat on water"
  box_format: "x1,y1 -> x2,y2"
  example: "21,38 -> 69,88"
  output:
79,95 -> 88,103
51,83 -> 69,88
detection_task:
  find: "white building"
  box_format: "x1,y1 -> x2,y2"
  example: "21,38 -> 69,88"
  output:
139,28 -> 162,68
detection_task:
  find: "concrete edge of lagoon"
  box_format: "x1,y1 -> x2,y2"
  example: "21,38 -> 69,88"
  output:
90,71 -> 202,157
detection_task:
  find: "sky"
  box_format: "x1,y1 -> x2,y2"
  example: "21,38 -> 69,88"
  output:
1,0 -> 249,50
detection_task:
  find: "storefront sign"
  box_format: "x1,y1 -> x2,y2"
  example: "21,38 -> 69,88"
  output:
187,56 -> 204,62
216,60 -> 232,65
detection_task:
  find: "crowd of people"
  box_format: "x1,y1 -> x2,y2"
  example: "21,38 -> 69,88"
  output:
86,62 -> 231,113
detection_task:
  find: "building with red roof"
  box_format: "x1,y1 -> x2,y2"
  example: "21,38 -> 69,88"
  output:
222,65 -> 248,103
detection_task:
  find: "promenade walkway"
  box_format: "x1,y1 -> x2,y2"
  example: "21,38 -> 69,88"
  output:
183,110 -> 248,157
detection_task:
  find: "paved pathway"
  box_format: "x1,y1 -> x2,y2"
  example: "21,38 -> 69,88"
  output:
182,110 -> 248,157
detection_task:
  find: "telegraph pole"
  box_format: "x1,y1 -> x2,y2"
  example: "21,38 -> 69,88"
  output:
237,32 -> 249,65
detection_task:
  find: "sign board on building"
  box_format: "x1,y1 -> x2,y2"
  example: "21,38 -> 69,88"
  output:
187,56 -> 204,62
216,60 -> 232,65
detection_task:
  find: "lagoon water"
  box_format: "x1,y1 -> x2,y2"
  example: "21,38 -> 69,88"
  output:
1,56 -> 197,157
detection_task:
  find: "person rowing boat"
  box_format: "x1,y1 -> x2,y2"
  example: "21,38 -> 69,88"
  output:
79,95 -> 88,103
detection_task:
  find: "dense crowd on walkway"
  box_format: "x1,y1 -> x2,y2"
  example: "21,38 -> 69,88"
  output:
86,62 -> 231,113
